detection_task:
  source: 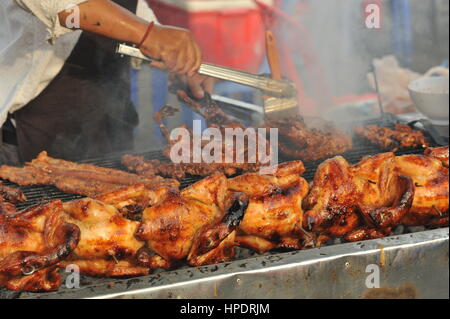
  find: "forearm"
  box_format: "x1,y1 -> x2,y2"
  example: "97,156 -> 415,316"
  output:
58,0 -> 148,45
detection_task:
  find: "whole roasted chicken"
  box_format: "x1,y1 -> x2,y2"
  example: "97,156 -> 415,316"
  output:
228,161 -> 311,253
59,198 -> 148,277
135,174 -> 249,269
0,201 -> 80,291
303,147 -> 449,243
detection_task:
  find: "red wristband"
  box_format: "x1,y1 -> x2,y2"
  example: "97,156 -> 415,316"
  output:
138,21 -> 155,49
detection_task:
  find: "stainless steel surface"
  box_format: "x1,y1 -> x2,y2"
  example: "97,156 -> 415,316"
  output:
198,64 -> 295,97
264,96 -> 300,120
20,228 -> 449,299
211,94 -> 263,114
116,44 -> 296,97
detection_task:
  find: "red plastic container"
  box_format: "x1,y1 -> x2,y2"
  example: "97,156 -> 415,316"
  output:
146,0 -> 269,72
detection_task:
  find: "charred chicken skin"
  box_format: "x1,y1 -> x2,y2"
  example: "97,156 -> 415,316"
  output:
1,145 -> 447,293
135,174 -> 249,268
228,161 -> 311,253
302,154 -> 411,242
59,198 -> 148,277
303,148 -> 449,243
394,153 -> 449,226
0,201 -> 80,291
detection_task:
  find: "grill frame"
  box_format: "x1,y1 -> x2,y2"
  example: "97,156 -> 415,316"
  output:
0,116 -> 448,299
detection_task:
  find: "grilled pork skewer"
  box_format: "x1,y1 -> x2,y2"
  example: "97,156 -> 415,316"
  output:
0,151 -> 179,197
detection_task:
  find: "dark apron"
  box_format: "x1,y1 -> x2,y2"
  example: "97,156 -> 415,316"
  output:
13,0 -> 139,163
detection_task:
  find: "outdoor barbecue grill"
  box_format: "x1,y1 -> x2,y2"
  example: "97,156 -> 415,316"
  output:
0,99 -> 448,299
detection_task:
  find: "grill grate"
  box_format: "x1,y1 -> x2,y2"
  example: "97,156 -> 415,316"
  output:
2,120 -> 445,211
0,119 -> 447,298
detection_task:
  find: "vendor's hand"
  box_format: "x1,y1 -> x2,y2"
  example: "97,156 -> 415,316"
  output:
172,74 -> 216,99
140,25 -> 202,77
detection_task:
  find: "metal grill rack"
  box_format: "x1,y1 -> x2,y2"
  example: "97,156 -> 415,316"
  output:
8,121 -> 444,211
4,145 -> 435,211
0,117 -> 448,299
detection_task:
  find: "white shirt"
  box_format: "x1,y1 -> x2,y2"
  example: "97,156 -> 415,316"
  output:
0,0 -> 157,127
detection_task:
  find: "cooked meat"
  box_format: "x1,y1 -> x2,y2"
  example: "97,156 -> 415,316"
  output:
355,124 -> 430,151
0,151 -> 180,197
229,161 -> 312,252
135,174 -> 249,268
122,104 -> 267,181
263,116 -> 353,162
174,90 -> 245,129
0,182 -> 27,204
0,202 -> 17,216
303,154 -> 413,242
0,196 -> 151,292
59,198 -> 149,278
0,201 -> 80,292
122,155 -> 262,180
394,153 -> 449,226
177,88 -> 352,164
425,146 -> 449,168
125,93 -> 352,181
303,149 -> 448,243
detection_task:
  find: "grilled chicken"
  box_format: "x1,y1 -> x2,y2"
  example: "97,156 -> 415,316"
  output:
303,148 -> 449,243
0,201 -> 80,291
59,198 -> 148,277
135,174 -> 249,268
425,146 -> 449,168
228,161 -> 311,253
1,145 -> 448,292
0,184 -> 171,291
394,153 -> 449,226
303,153 -> 414,242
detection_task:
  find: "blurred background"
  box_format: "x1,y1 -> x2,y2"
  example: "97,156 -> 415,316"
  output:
132,0 -> 449,151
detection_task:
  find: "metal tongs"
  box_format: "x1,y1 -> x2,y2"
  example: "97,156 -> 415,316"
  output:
116,39 -> 300,120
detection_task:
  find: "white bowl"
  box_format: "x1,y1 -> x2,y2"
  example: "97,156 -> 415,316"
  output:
408,76 -> 449,125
